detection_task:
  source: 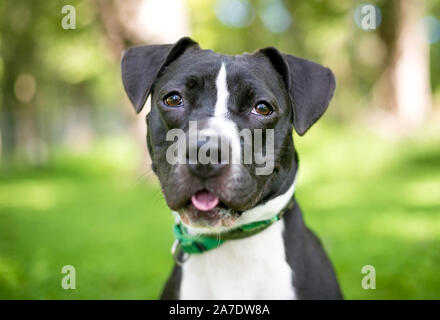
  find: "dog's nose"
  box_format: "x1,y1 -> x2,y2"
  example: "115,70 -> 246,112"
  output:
187,139 -> 228,178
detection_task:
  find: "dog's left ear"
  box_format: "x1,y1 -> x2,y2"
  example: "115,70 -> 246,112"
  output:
121,37 -> 199,113
259,47 -> 336,136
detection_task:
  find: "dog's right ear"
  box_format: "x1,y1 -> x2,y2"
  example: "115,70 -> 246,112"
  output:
121,37 -> 199,113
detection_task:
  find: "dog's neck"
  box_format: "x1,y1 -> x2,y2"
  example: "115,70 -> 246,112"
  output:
179,206 -> 296,299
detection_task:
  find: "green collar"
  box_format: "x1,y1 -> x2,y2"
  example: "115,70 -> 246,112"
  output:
171,194 -> 296,264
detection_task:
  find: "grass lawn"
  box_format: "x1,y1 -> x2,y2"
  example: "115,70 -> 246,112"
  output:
0,124 -> 439,299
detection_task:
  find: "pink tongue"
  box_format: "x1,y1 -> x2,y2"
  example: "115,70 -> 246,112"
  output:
191,190 -> 219,212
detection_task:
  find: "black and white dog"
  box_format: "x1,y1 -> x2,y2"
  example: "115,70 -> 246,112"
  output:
121,37 -> 342,300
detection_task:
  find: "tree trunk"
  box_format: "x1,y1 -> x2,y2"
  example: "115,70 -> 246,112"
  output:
375,0 -> 431,130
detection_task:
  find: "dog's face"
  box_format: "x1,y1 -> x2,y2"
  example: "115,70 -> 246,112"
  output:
121,38 -> 335,233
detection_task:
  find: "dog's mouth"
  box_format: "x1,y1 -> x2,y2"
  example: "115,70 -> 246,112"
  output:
191,190 -> 219,211
177,189 -> 241,228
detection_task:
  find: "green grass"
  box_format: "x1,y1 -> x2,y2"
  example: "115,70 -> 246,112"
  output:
0,125 -> 439,299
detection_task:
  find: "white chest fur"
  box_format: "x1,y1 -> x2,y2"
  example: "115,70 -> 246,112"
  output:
179,220 -> 296,300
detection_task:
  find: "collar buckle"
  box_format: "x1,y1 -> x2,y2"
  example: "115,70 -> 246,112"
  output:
171,239 -> 190,266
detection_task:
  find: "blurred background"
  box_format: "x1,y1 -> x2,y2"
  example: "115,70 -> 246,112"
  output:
0,0 -> 439,299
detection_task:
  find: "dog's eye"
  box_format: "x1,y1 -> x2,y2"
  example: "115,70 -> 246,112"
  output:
252,102 -> 273,116
163,92 -> 183,107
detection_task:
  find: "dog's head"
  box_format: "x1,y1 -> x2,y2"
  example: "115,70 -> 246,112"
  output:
121,37 -> 335,233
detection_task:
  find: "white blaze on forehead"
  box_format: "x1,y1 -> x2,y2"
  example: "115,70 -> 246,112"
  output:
214,63 -> 229,118
200,62 -> 242,166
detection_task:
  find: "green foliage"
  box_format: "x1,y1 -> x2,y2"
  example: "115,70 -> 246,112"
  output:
0,0 -> 119,102
188,0 -> 440,118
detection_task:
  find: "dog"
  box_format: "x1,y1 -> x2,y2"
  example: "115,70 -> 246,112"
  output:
121,37 -> 342,300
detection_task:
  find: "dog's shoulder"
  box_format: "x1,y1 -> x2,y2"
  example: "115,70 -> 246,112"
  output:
283,201 -> 343,300
160,261 -> 182,300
